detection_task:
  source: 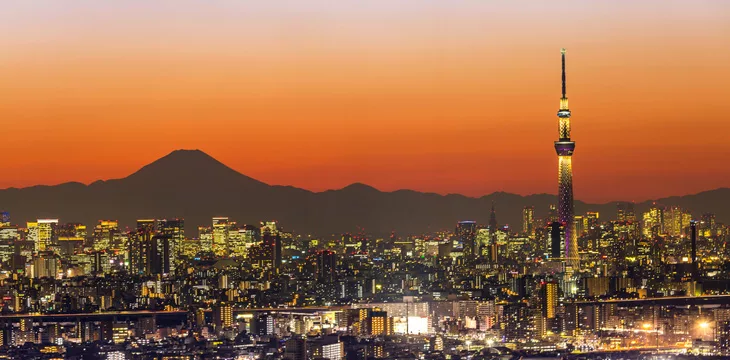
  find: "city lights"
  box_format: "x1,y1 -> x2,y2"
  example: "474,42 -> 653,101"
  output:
0,32 -> 724,359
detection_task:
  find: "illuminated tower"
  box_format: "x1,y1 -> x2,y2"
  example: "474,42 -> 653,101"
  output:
554,48 -> 579,270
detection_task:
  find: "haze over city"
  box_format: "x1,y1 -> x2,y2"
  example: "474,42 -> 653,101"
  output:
1,1 -> 729,202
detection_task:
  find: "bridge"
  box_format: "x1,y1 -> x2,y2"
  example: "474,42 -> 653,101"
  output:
573,294 -> 730,307
233,306 -> 347,315
0,306 -> 347,323
0,310 -> 187,323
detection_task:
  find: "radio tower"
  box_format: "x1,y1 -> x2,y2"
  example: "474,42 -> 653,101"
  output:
554,48 -> 579,271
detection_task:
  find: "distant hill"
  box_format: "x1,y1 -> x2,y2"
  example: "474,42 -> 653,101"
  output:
0,149 -> 727,236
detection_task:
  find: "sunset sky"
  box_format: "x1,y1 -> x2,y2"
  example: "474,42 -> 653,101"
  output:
0,1 -> 729,203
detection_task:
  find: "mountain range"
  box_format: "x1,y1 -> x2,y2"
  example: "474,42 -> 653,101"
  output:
0,149 -> 728,236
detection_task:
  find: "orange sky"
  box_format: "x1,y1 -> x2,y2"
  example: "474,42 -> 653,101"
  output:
0,1 -> 729,203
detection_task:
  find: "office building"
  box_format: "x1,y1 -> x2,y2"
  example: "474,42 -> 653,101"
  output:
456,221 -> 477,257
523,206 -> 535,236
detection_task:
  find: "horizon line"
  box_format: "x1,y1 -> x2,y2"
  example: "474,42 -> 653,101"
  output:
0,149 -> 726,206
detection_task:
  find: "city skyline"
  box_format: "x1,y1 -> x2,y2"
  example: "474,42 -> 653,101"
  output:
1,1 -> 729,202
2,3 -> 730,357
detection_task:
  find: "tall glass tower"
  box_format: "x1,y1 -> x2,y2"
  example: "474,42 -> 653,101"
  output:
554,49 -> 579,271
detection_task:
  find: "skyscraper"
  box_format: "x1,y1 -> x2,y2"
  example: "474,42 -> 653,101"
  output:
554,48 -> 578,270
128,220 -> 173,275
157,218 -> 184,270
93,220 -> 121,252
540,282 -> 558,319
616,202 -> 635,222
317,250 -> 337,283
32,251 -> 59,278
251,221 -> 282,272
27,219 -> 58,252
488,203 -> 498,231
214,302 -> 233,331
522,206 -> 535,236
547,204 -> 558,223
642,205 -> 664,237
212,217 -> 230,257
584,211 -> 599,235
456,221 -> 477,257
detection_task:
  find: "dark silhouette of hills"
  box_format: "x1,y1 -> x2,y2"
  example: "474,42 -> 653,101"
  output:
0,149 -> 727,236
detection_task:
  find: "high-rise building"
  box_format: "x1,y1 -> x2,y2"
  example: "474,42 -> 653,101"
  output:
27,219 -> 59,252
228,224 -> 247,258
255,313 -> 275,336
476,228 -> 491,257
616,202 -> 635,223
700,213 -> 716,237
663,206 -> 685,237
240,224 -> 260,254
554,48 -> 578,270
456,221 -> 477,257
198,226 -> 213,253
626,203 -> 636,222
249,221 -> 281,272
57,223 -> 85,257
128,220 -> 173,275
157,218 -> 184,270
128,223 -> 153,275
642,206 -> 664,237
540,282 -> 558,319
584,212 -> 599,234
0,226 -> 19,242
150,235 -> 172,275
0,241 -> 13,264
317,250 -> 337,283
32,251 -> 59,278
57,223 -> 86,238
617,203 -> 626,222
488,203 -> 498,231
548,204 -> 559,223
265,221 -> 282,270
522,206 -> 535,236
367,310 -> 392,336
574,215 -> 584,236
212,217 -> 230,257
214,303 -> 233,331
93,220 -> 121,252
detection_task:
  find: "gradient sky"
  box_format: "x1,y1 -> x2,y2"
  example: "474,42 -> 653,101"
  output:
0,1 -> 729,203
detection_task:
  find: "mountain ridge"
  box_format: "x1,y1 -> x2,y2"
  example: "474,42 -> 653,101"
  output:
0,149 -> 727,235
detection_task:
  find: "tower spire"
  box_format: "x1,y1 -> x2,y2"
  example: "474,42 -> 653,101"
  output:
561,48 -> 567,98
